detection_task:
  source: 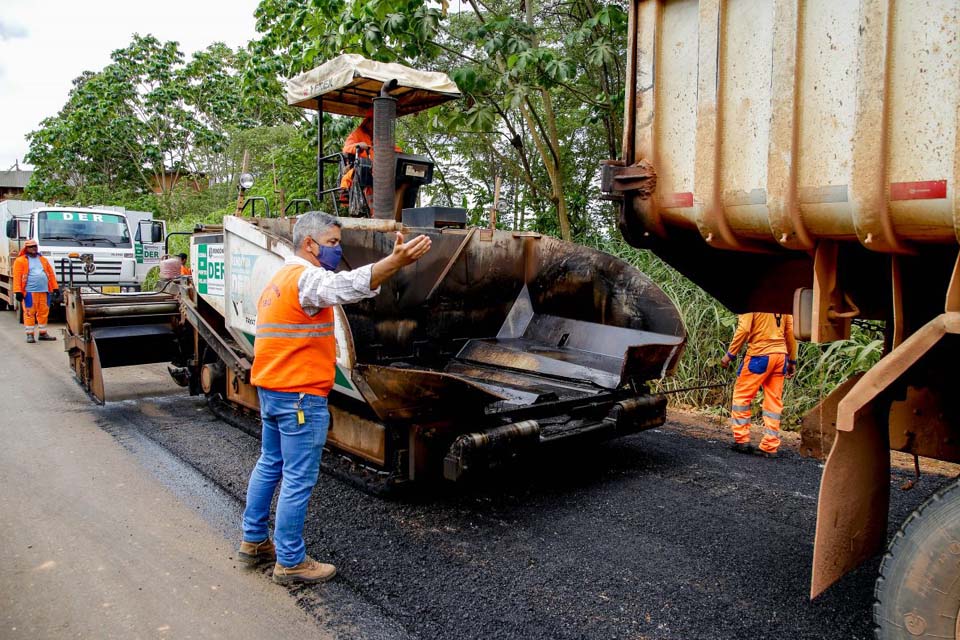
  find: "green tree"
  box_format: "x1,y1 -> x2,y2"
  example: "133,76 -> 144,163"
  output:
249,0 -> 627,240
25,70 -> 142,202
25,35 -> 294,217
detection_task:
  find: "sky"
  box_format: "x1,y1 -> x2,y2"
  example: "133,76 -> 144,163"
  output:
0,0 -> 261,170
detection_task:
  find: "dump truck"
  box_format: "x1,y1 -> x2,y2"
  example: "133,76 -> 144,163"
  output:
601,1 -> 959,637
63,55 -> 687,488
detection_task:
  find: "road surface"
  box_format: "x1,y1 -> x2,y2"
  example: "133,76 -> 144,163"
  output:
0,314 -> 338,639
1,311 -> 954,639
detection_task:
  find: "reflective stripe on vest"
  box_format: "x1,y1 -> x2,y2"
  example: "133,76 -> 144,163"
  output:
250,264 -> 337,396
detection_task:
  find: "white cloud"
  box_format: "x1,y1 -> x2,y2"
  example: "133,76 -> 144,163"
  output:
0,0 -> 261,170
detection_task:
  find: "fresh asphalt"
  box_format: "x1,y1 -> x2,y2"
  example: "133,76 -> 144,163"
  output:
4,314 -> 953,639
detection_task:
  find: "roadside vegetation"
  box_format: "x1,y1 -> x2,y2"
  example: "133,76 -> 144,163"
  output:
592,239 -> 884,428
17,0 -> 881,429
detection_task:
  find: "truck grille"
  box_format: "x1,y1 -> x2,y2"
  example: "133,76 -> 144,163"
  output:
55,259 -> 124,282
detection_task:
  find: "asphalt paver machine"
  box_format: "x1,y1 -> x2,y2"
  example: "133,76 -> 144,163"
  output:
65,55 -> 688,490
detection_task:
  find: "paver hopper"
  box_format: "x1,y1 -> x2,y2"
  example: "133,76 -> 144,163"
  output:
189,212 -> 685,484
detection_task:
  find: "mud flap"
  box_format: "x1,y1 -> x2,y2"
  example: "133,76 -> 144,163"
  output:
800,374 -> 863,459
810,313 -> 959,598
811,403 -> 890,599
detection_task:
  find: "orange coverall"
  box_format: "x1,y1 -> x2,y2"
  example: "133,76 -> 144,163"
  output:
338,119 -> 374,200
12,247 -> 59,337
338,117 -> 401,214
726,313 -> 797,453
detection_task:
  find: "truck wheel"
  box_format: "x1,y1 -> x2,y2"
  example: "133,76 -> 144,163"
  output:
875,477 -> 960,639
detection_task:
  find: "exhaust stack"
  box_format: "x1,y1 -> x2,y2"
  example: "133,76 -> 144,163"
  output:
372,79 -> 398,219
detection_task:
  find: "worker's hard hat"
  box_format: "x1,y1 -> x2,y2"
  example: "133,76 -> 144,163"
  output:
24,239 -> 38,248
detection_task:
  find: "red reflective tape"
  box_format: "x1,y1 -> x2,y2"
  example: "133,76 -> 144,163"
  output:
890,180 -> 947,201
661,192 -> 694,208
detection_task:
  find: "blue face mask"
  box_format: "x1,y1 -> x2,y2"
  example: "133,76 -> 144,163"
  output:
314,243 -> 342,271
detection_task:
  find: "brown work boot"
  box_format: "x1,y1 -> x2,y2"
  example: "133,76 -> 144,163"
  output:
37,332 -> 56,341
237,538 -> 276,566
25,334 -> 36,343
272,556 -> 337,585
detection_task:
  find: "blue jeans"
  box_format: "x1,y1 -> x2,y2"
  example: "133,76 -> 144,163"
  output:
242,388 -> 329,567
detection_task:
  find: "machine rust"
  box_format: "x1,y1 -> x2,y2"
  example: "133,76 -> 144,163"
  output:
62,287 -> 183,403
606,1 -> 960,636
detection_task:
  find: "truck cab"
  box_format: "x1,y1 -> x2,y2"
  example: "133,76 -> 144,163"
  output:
125,210 -> 168,284
3,205 -> 141,299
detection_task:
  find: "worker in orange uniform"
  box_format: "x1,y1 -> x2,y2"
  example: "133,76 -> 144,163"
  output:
178,253 -> 192,276
12,239 -> 59,343
238,211 -> 431,585
720,312 -> 797,458
338,114 -> 374,203
338,113 -> 401,213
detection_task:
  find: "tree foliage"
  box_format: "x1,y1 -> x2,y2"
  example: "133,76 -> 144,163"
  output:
249,0 -> 628,240
24,6 -> 629,238
25,34 -> 293,217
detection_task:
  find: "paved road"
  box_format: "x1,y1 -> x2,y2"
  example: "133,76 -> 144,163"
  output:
0,314 -> 335,639
95,366 -> 955,635
2,311 -> 954,639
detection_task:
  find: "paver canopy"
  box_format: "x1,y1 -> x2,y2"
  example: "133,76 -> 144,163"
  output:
285,54 -> 461,116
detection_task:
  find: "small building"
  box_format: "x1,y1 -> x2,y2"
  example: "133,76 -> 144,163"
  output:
0,169 -> 33,201
149,169 -> 208,194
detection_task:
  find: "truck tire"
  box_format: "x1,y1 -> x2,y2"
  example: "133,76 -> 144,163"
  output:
875,477 -> 960,639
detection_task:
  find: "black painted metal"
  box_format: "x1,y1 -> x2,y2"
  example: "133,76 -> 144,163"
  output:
372,85 -> 398,219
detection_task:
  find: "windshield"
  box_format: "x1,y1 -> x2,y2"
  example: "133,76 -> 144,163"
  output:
38,211 -> 132,248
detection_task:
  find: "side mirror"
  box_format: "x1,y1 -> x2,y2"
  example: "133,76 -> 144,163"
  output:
5,219 -> 16,239
151,221 -> 164,243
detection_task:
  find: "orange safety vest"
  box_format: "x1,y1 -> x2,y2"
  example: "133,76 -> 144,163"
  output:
250,264 -> 337,397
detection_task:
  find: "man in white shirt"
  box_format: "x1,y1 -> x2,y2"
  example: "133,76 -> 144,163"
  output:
238,211 -> 430,584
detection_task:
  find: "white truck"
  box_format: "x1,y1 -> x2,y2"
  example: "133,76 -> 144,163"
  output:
0,200 -> 166,308
114,207 -> 168,284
